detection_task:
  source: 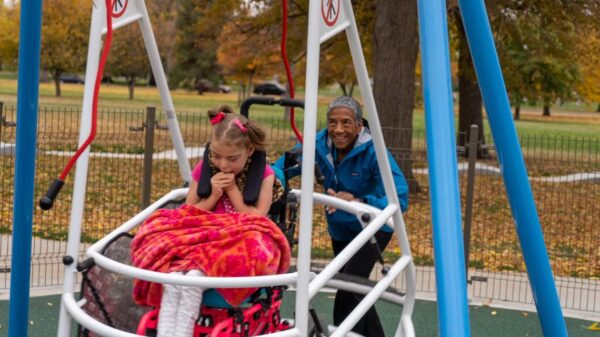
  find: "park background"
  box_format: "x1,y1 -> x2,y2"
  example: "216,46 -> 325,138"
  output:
0,0 -> 599,335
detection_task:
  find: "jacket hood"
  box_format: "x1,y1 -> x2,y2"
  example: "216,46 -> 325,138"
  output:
319,126 -> 372,167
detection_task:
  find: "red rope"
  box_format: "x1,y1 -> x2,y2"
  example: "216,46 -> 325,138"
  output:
59,0 -> 113,180
281,0 -> 303,143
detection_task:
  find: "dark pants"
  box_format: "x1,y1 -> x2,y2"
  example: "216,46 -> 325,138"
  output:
331,231 -> 392,337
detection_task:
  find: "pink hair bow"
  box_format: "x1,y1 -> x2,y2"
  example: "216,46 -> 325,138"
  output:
210,111 -> 226,125
233,119 -> 247,133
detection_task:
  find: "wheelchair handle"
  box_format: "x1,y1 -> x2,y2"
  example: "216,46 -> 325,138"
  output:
240,96 -> 305,117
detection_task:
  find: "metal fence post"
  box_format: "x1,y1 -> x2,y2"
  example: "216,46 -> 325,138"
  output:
141,106 -> 156,209
463,124 -> 478,283
0,101 -> 3,139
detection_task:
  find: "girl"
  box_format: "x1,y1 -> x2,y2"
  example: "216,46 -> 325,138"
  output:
148,105 -> 284,337
185,105 -> 279,215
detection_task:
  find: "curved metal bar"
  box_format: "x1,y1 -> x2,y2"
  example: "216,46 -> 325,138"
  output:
77,187 -> 414,336
63,292 -> 303,337
63,293 -> 145,337
330,256 -> 412,337
308,205 -> 399,298
325,276 -> 406,305
87,188 -> 188,253
90,249 -> 301,287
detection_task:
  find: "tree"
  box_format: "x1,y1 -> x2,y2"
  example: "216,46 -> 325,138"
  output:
319,1 -> 375,96
215,0 -> 375,101
106,24 -> 149,100
40,0 -> 90,97
0,3 -> 19,70
373,0 -> 419,192
448,6 -> 485,154
171,0 -> 233,91
319,38 -> 358,96
146,0 -> 178,84
574,30 -> 600,112
217,21 -> 280,102
490,1 -> 597,117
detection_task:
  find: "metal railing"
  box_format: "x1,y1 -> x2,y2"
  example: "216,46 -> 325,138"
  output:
0,103 -> 598,316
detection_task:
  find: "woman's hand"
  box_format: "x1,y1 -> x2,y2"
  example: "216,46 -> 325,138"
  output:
326,188 -> 359,214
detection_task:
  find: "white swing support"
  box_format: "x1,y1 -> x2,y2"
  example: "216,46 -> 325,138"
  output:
57,1 -> 416,336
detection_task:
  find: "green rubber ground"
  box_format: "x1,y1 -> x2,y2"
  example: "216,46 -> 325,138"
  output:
0,291 -> 597,336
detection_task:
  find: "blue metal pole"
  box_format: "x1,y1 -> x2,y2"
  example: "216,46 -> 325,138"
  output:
416,1 -> 471,336
9,0 -> 43,337
456,1 -> 568,336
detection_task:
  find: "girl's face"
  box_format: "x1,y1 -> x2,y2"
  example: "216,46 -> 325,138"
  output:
210,139 -> 254,175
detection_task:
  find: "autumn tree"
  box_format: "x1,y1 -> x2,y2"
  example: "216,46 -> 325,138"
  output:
0,3 -> 19,70
373,0 -> 419,191
146,0 -> 177,84
317,1 -> 375,96
217,21 -> 280,102
575,30 -> 600,112
170,0 -> 235,91
106,24 -> 149,100
446,5 -> 486,153
241,0 -> 420,187
490,1 -> 599,117
217,1 -> 374,99
218,1 -> 303,103
40,0 -> 90,97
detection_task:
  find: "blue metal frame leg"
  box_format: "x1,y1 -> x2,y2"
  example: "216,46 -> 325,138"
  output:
457,1 -> 568,336
417,0 -> 471,336
9,1 -> 43,337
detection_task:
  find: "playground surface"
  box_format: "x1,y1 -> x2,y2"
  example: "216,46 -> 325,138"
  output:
0,289 -> 598,337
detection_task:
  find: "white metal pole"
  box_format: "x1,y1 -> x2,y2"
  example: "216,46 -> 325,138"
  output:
296,0 -> 322,335
343,0 -> 417,333
56,2 -> 105,336
344,0 -> 405,252
136,0 -> 191,183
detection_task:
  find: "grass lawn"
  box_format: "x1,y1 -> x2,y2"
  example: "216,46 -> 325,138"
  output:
1,74 -> 599,134
0,73 -> 598,280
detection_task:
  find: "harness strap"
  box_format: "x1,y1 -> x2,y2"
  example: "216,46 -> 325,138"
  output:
196,144 -> 266,205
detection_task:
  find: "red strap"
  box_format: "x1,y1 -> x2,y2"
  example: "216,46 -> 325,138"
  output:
281,0 -> 303,143
59,0 -> 113,180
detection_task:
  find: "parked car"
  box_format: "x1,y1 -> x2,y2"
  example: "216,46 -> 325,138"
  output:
217,84 -> 232,93
253,82 -> 286,96
194,79 -> 231,94
60,73 -> 84,84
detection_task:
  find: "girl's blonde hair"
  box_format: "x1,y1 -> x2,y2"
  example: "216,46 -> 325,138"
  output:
207,105 -> 268,151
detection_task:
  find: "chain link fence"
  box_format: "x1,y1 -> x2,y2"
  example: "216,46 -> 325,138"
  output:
0,103 -> 598,316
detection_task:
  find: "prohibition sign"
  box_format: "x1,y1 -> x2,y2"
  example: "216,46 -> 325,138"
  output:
321,0 -> 340,27
111,0 -> 128,18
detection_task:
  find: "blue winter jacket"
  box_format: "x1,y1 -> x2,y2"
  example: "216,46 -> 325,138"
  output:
273,127 -> 409,241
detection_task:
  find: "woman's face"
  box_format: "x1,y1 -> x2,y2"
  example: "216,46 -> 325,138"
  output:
210,139 -> 253,175
327,107 -> 362,152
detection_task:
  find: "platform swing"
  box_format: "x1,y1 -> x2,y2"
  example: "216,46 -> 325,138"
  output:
36,0 -> 417,336
12,0 -> 573,336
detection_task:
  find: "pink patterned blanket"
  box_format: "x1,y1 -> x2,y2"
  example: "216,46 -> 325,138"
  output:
131,204 -> 291,307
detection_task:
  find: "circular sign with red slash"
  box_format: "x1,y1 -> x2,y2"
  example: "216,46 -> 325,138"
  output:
321,0 -> 340,27
111,0 -> 128,18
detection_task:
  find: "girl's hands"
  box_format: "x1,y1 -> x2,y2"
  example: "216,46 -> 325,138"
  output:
211,172 -> 235,197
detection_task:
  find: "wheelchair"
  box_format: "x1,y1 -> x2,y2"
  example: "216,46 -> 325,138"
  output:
136,286 -> 290,337
77,191 -> 297,337
76,136 -> 301,337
